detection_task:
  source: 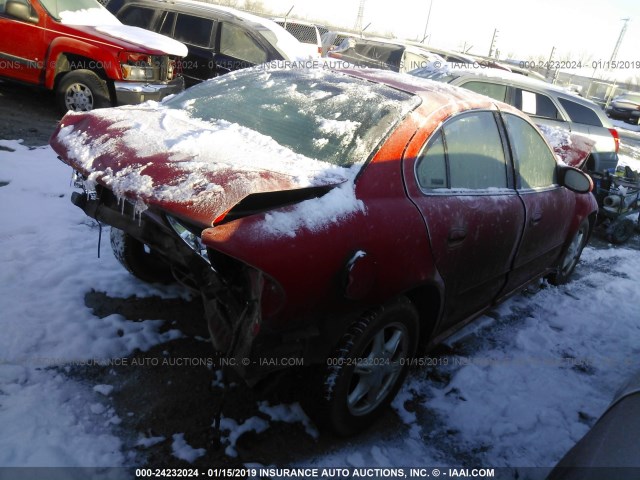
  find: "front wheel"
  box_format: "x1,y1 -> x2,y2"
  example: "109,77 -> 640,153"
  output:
56,69 -> 111,113
548,219 -> 589,285
310,297 -> 419,436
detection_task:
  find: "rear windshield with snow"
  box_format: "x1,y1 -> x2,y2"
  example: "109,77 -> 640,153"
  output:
164,68 -> 419,168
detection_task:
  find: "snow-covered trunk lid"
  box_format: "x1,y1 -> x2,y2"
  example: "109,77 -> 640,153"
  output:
49,107 -> 351,227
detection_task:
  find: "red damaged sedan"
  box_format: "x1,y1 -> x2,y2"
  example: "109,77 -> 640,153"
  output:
50,67 -> 597,435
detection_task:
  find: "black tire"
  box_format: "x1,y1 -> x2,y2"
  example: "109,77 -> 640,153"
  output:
56,70 -> 111,113
309,297 -> 419,436
110,228 -> 174,284
548,219 -> 589,285
606,219 -> 635,244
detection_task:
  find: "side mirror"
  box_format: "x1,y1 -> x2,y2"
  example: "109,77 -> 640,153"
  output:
6,0 -> 39,23
560,166 -> 593,194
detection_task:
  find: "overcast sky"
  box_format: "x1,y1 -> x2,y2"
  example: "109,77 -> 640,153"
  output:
261,0 -> 639,63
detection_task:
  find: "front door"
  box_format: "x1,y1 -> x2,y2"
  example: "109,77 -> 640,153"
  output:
0,0 -> 46,84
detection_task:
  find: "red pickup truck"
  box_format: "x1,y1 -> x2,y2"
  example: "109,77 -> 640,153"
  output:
0,0 -> 187,112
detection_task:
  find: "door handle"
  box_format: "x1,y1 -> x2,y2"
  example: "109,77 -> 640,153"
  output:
530,212 -> 543,226
447,228 -> 467,246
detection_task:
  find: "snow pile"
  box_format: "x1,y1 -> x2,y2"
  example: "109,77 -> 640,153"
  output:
219,415 -> 270,457
261,181 -> 365,238
171,434 -> 205,462
0,140 -> 185,466
59,8 -> 120,26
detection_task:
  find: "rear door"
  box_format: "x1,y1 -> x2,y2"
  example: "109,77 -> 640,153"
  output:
404,110 -> 525,327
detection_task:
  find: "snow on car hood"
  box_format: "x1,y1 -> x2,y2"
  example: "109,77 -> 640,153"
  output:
59,8 -> 187,57
537,125 -> 595,168
95,25 -> 188,58
50,105 -> 354,227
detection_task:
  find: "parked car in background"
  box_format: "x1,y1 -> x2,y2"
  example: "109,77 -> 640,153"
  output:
0,0 -> 186,112
328,36 -> 444,73
272,17 -> 327,57
406,42 -> 477,66
51,66 -> 596,436
606,92 -> 640,125
105,0 -> 307,86
411,66 -> 620,173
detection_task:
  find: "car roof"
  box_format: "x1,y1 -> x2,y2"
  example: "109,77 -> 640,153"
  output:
116,0 -> 306,59
443,67 -> 605,109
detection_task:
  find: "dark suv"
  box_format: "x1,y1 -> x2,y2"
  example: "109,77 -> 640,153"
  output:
105,0 -> 306,86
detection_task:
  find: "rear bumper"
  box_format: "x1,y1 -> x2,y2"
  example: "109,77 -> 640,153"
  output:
113,77 -> 184,105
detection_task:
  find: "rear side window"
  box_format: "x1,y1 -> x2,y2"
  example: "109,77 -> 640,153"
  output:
220,22 -> 268,64
416,131 -> 447,188
416,111 -> 508,190
515,89 -> 560,120
558,98 -> 603,127
461,81 -> 507,102
174,14 -> 214,47
118,6 -> 155,29
504,113 -> 557,189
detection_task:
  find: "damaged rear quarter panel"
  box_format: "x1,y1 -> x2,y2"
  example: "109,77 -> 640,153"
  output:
200,115 -> 440,332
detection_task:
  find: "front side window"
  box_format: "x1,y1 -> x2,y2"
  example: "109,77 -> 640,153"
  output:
515,89 -> 560,120
416,111 -> 508,190
461,81 -> 507,102
503,113 -> 557,189
174,14 -> 214,47
220,22 -> 267,64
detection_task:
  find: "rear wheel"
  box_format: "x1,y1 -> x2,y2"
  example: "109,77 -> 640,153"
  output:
110,228 -> 174,284
56,70 -> 111,113
308,297 -> 419,436
548,219 -> 589,285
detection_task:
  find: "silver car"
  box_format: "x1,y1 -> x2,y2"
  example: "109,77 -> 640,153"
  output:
411,66 -> 620,173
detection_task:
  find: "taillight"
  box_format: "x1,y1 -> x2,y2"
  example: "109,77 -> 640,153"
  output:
608,128 -> 620,154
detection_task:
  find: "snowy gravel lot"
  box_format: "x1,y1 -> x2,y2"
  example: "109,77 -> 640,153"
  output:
1,83 -> 640,477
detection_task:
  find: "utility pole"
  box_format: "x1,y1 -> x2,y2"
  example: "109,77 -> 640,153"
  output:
354,0 -> 366,32
283,5 -> 294,29
421,0 -> 433,44
610,18 -> 630,64
488,28 -> 499,58
546,46 -> 556,81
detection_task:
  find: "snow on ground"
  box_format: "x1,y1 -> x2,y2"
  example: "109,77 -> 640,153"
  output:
1,139 -> 640,472
0,140 -> 184,466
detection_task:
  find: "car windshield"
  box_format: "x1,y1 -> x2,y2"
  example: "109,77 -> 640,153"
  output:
164,68 -> 420,168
